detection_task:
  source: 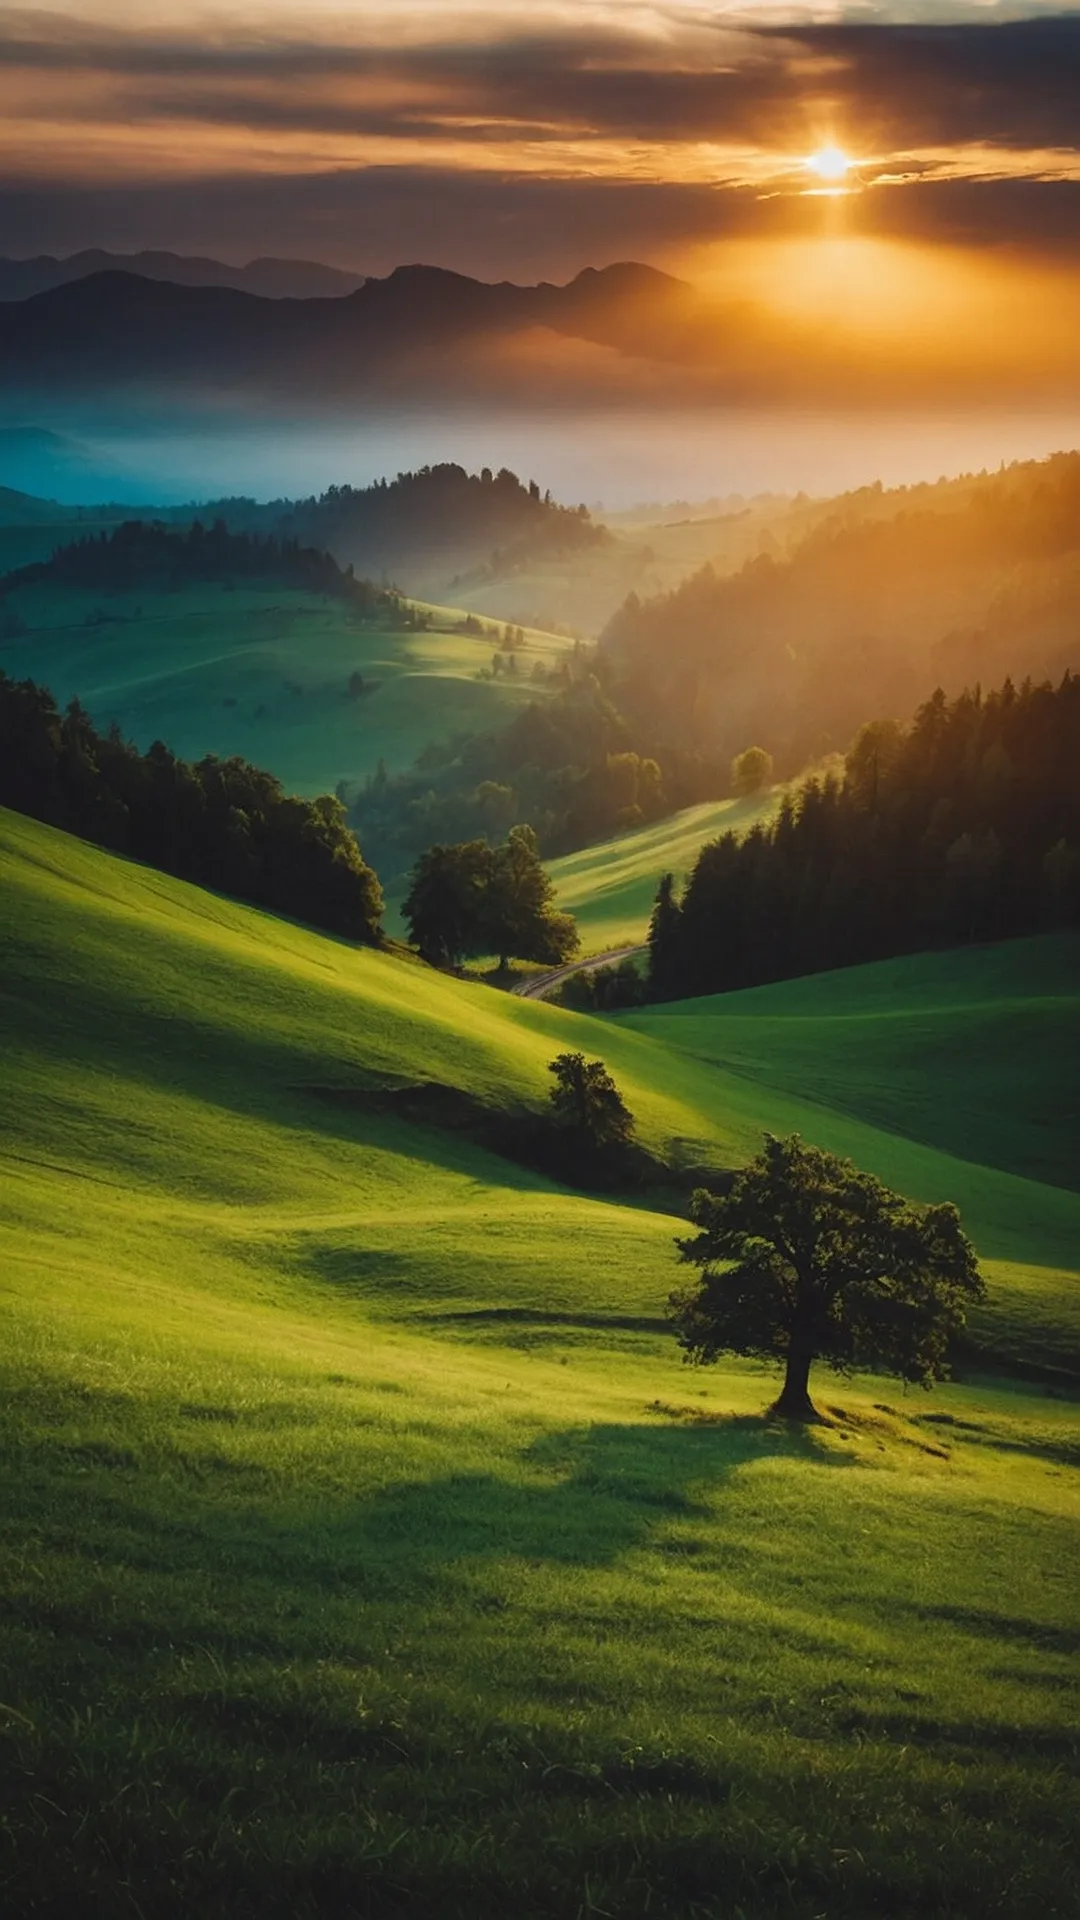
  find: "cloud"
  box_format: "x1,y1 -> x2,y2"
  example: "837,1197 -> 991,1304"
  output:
771,16 -> 1080,153
0,6 -> 1077,271
1,10 -> 1077,162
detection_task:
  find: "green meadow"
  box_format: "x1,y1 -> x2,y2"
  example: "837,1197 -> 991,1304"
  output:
1,806 -> 1078,1917
0,577 -> 574,794
547,791 -> 782,954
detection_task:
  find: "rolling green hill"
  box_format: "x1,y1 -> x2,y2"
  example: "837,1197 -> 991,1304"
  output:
547,789 -> 781,953
0,576 -> 575,794
620,940 -> 1080,1197
1,808 -> 1078,1917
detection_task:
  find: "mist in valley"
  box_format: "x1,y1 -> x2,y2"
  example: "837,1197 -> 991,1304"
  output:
5,398 -> 1080,524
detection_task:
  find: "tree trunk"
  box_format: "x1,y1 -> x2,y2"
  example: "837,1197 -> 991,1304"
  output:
771,1346 -> 820,1421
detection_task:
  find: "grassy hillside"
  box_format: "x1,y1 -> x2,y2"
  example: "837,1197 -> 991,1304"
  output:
620,941 -> 1080,1196
547,789 -> 781,953
1,808 -> 1078,1916
0,576 -> 574,793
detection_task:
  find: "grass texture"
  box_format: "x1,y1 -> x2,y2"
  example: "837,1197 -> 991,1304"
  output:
546,791 -> 781,954
1,807 -> 1078,1918
0,578 -> 574,794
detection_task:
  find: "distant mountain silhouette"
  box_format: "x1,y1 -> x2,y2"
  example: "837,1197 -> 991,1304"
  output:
0,262 -> 705,403
0,251 -> 366,303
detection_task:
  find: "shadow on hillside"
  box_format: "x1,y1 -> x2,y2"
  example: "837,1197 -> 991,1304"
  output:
14,953 -> 562,1194
413,1306 -> 669,1336
889,1600 -> 1080,1659
10,1412 -> 858,1669
324,1414 -> 857,1580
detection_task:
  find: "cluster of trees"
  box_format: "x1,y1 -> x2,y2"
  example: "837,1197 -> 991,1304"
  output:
600,452 -> 1080,780
355,453 -> 1080,882
402,824 -> 577,970
648,674 -> 1080,1001
5,518 -> 402,622
194,463 -> 606,584
352,673 -> 735,884
0,673 -> 384,942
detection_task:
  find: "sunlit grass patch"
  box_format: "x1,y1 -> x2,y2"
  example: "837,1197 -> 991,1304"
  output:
0,579 -> 576,796
546,789 -> 781,953
1,808 -> 1078,1915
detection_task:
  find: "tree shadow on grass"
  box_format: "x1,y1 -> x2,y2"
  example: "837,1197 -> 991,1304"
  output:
4,1410 -> 859,1668
335,1414 -> 858,1581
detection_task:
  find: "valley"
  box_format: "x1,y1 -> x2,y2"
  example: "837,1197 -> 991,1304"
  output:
5,16 -> 1080,1911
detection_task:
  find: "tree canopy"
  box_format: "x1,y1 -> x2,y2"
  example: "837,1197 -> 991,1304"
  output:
599,452 -> 1080,783
548,1053 -> 636,1153
7,517 -> 401,623
731,746 -> 773,796
402,825 -> 578,970
670,1134 -> 984,1419
0,673 -> 384,943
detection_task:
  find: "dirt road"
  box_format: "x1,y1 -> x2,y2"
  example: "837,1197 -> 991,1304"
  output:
512,944 -> 647,1001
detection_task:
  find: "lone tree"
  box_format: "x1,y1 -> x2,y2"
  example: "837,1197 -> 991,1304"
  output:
731,745 -> 773,797
548,1053 -> 636,1153
670,1134 -> 984,1420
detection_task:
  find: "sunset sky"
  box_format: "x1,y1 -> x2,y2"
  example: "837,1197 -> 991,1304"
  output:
1,2 -> 1078,280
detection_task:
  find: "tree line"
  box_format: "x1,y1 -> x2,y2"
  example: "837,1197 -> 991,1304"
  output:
0,674 -> 590,968
4,518 -> 404,622
0,673 -> 384,942
648,674 -> 1080,1001
192,462 -> 607,580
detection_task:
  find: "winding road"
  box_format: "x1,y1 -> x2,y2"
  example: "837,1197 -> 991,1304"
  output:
512,944 -> 647,1000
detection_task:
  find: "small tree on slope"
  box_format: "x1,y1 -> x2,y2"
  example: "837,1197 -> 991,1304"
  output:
548,1052 -> 636,1153
670,1134 -> 984,1420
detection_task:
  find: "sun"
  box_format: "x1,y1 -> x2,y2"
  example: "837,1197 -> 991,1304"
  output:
806,145 -> 852,183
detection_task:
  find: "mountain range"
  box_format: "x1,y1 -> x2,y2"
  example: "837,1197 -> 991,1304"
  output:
0,250 -> 366,303
0,262 -> 707,405
4,254 -> 1077,426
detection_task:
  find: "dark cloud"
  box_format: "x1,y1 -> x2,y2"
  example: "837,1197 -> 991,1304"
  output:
774,16 -> 1080,152
0,11 -> 1077,155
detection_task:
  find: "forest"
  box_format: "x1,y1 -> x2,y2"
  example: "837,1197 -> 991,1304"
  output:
350,670 -> 738,883
349,454 -> 1080,881
0,672 -> 384,942
601,452 -> 1080,776
192,463 -> 607,585
648,674 -> 1080,1001
2,517 -> 405,620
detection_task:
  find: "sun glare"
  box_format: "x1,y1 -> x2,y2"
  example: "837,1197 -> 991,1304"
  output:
806,146 -> 852,183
